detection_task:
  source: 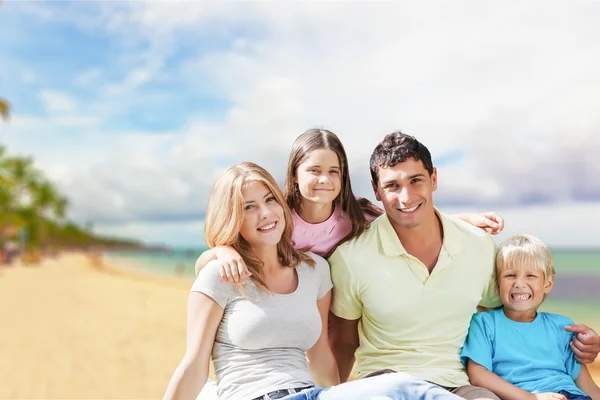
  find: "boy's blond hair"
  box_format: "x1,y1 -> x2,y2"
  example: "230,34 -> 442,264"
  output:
496,233 -> 555,283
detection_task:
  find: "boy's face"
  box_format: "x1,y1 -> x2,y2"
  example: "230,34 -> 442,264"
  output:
498,266 -> 554,314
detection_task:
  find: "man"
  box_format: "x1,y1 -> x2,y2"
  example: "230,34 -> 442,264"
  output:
328,132 -> 600,400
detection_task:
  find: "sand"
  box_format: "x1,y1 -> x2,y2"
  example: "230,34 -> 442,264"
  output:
0,253 -> 192,399
0,253 -> 598,399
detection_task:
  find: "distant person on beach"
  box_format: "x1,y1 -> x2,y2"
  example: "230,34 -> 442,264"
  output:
175,261 -> 184,275
195,128 -> 505,281
163,162 -> 463,400
327,132 -> 600,400
461,234 -> 600,400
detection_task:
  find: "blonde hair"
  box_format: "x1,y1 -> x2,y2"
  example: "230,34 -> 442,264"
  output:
204,162 -> 315,291
496,234 -> 555,283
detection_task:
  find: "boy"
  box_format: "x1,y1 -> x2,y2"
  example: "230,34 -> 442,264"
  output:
461,233 -> 600,400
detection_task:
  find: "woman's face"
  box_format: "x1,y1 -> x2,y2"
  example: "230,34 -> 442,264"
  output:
295,149 -> 342,206
239,181 -> 285,249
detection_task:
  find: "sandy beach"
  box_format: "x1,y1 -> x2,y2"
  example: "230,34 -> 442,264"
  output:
0,252 -> 193,399
0,253 -> 598,399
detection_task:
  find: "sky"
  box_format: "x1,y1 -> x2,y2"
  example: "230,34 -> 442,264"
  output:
1,1 -> 600,248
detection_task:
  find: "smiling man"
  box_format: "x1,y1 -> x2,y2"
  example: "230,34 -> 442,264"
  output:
328,132 -> 600,400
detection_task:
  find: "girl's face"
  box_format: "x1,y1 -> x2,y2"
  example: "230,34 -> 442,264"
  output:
295,149 -> 342,206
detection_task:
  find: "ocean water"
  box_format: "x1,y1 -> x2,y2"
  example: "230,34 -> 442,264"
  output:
109,247 -> 599,322
108,247 -> 208,277
109,247 -> 600,277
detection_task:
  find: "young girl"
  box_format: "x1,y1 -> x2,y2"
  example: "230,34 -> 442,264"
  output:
164,162 -> 462,400
196,129 -> 504,283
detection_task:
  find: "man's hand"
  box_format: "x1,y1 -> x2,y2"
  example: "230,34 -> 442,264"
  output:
454,211 -> 505,235
565,324 -> 600,364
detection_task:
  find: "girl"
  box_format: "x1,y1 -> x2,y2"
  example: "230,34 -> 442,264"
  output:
163,162 -> 461,400
195,129 -> 504,283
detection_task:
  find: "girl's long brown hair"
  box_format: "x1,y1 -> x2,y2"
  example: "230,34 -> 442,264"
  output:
283,129 -> 382,255
204,162 -> 315,291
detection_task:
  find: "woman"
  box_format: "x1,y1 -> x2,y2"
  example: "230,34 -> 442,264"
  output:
164,162 -> 461,400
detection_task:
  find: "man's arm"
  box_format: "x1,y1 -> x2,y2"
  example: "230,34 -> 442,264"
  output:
451,211 -> 504,235
565,324 -> 600,364
329,313 -> 360,382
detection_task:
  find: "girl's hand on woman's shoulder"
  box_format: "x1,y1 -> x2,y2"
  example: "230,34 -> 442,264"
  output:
214,246 -> 252,284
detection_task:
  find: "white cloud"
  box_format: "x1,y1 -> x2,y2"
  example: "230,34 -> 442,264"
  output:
73,68 -> 103,87
444,202 -> 600,248
93,219 -> 206,248
5,1 -> 600,246
38,90 -> 77,115
20,69 -> 36,84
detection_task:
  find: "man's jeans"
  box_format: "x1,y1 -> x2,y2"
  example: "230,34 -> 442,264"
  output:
282,373 -> 462,400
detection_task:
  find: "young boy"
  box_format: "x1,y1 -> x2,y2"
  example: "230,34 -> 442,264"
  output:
461,234 -> 600,400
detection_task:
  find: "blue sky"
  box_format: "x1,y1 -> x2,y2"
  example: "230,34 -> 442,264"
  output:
1,1 -> 600,247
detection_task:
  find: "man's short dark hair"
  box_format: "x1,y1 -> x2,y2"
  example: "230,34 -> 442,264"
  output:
369,132 -> 434,185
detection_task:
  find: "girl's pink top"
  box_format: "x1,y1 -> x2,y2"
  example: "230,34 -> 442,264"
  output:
291,203 -> 376,257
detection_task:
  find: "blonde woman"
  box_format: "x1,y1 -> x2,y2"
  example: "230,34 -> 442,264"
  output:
163,162 -> 461,400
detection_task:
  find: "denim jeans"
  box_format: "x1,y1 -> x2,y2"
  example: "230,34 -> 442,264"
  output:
282,373 -> 462,400
558,391 -> 592,400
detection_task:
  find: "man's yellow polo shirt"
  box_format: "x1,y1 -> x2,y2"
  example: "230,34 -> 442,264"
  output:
329,210 -> 501,387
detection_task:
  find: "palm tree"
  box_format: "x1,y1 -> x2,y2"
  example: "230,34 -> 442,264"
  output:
28,180 -> 61,248
0,98 -> 9,121
4,156 -> 38,209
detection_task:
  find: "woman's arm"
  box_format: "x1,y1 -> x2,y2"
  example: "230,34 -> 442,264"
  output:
163,292 -> 224,400
575,364 -> 600,399
452,211 -> 504,235
306,291 -> 340,388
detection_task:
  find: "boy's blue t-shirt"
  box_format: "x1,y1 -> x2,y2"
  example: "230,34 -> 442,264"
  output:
461,309 -> 583,395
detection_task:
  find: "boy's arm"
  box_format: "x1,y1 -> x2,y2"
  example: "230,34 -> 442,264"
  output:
574,364 -> 600,398
467,360 -> 537,400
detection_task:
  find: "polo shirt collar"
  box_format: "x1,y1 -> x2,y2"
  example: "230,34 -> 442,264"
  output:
378,215 -> 408,257
378,207 -> 465,257
437,208 -> 464,256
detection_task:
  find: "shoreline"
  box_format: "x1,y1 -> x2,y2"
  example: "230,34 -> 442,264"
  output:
101,253 -> 195,289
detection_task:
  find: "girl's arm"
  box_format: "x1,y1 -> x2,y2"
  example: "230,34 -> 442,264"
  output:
575,364 -> 600,399
194,249 -> 217,275
452,211 -> 504,235
194,246 -> 251,283
163,292 -> 224,400
467,359 -> 565,400
306,290 -> 340,388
